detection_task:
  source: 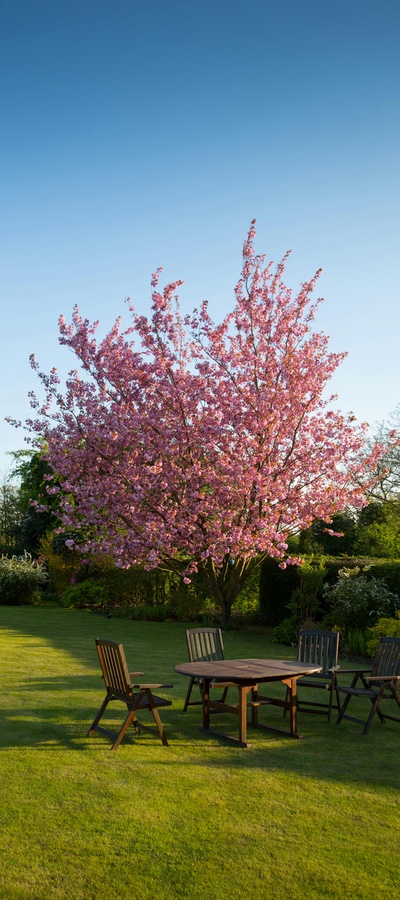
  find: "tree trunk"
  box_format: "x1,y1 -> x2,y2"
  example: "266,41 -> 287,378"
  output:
202,555 -> 257,625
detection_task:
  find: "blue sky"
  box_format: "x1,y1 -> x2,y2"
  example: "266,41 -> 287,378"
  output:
1,0 -> 399,476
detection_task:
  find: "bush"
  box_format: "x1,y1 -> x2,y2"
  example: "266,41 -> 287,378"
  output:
75,555 -> 172,605
61,581 -> 109,610
322,567 -> 399,634
342,629 -> 369,658
168,584 -> 213,622
259,556 -> 400,624
289,558 -> 327,623
0,552 -> 48,606
271,557 -> 328,643
39,533 -> 81,596
129,604 -> 170,621
366,611 -> 400,658
273,615 -> 300,646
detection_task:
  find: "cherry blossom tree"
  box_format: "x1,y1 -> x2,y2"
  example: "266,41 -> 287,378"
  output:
13,222 -> 390,622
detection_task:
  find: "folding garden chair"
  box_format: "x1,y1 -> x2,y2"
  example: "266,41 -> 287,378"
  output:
284,629 -> 340,721
88,638 -> 173,749
183,627 -> 234,711
336,636 -> 400,734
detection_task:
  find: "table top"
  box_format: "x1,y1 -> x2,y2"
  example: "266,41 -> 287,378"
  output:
175,658 -> 322,684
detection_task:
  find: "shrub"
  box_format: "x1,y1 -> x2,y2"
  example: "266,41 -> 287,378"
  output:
0,552 -> 48,606
130,603 -> 170,621
168,584 -> 213,622
289,558 -> 327,623
75,554 -> 165,605
342,629 -> 369,658
39,533 -> 81,596
322,567 -> 399,634
61,581 -> 109,610
273,615 -> 300,646
366,611 -> 400,658
260,556 -> 400,624
271,558 -> 328,644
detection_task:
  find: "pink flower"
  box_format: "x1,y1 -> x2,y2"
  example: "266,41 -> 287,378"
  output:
18,221 -> 398,619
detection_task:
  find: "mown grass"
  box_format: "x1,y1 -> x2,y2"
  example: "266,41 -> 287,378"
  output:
0,607 -> 399,899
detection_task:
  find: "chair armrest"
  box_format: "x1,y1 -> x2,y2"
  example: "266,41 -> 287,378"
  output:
129,671 -> 144,677
365,675 -> 400,683
132,683 -> 173,689
328,666 -> 341,673
338,667 -> 372,675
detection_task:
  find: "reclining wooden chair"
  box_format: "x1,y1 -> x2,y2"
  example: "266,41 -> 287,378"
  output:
183,627 -> 234,711
284,629 -> 340,721
336,636 -> 400,734
88,639 -> 173,750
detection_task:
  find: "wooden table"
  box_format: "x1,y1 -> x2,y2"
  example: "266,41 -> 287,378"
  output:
175,658 -> 322,748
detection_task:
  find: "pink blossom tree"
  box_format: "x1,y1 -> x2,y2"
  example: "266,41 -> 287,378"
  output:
14,222 -> 389,622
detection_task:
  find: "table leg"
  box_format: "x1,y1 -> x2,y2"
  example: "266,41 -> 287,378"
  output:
202,678 -> 211,731
284,677 -> 298,736
200,682 -> 252,747
238,686 -> 247,745
249,677 -> 302,739
251,685 -> 259,726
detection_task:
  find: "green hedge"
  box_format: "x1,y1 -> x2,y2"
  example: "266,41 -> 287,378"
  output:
259,558 -> 300,626
259,557 -> 400,625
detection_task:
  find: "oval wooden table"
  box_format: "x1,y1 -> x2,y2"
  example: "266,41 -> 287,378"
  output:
175,658 -> 322,748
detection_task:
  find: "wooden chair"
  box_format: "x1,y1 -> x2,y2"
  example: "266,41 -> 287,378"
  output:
284,629 -> 340,721
88,639 -> 173,750
183,627 -> 233,711
336,636 -> 400,734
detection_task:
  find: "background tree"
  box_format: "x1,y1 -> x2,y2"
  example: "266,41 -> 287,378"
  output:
363,404 -> 400,502
10,451 -> 61,555
298,510 -> 357,556
353,501 -> 400,558
14,223 -> 391,622
0,475 -> 21,554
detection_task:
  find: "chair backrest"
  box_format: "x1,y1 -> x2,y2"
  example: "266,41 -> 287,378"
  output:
372,636 -> 400,678
186,627 -> 225,663
297,629 -> 339,676
95,638 -> 133,702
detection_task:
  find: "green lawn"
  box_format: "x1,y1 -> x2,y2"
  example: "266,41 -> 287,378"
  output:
0,608 -> 399,899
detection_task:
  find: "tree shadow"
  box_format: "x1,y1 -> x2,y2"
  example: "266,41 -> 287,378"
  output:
1,608 -> 399,793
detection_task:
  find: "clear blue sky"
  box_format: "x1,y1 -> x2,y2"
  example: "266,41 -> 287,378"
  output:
1,0 -> 399,477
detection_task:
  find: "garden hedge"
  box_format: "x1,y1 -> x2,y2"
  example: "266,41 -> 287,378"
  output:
258,556 -> 400,625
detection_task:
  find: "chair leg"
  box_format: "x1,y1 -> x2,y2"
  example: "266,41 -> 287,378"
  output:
183,677 -> 195,711
327,678 -> 336,723
111,708 -> 140,750
337,684 -> 387,733
142,689 -> 169,746
362,687 -> 387,735
87,695 -> 111,736
126,700 -> 141,733
336,691 -> 352,724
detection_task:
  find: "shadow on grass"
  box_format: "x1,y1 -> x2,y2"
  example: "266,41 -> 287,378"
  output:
1,608 -> 400,794
0,672 -> 399,795
0,606 -> 280,671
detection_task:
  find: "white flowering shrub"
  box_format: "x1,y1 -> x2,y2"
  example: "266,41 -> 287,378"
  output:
0,552 -> 48,605
323,567 -> 399,633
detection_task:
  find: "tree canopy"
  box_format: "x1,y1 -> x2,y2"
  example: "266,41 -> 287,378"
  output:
11,223 -> 391,620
